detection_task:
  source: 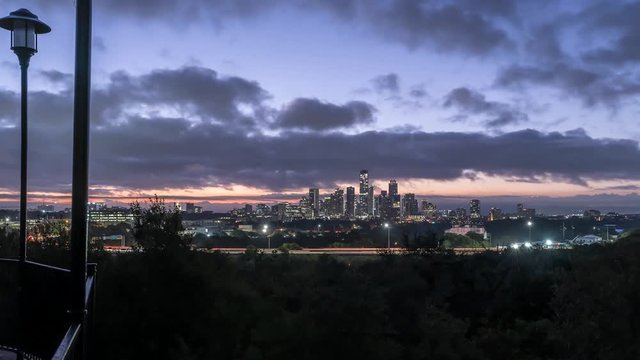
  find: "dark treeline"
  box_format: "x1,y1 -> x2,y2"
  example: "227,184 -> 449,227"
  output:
94,238 -> 640,359
2,201 -> 640,359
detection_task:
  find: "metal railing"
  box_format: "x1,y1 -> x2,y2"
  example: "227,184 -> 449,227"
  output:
0,259 -> 96,360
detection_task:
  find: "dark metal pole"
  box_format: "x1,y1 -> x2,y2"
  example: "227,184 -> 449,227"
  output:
387,228 -> 390,249
70,0 -> 92,358
16,50 -> 32,360
18,53 -> 30,262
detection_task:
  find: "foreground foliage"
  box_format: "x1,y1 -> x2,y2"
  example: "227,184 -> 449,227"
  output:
3,205 -> 640,359
88,237 -> 640,360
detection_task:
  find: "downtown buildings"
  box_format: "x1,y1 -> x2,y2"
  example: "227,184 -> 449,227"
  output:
251,170 -> 448,222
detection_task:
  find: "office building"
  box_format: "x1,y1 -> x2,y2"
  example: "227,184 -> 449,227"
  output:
388,180 -> 401,218
488,207 -> 503,222
345,186 -> 355,218
470,199 -> 481,219
358,170 -> 369,216
309,188 -> 320,219
402,193 -> 419,217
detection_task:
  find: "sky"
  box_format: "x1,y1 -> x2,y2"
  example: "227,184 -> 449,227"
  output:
0,0 -> 640,214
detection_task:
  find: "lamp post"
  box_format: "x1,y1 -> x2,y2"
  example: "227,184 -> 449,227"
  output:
527,220 -> 533,243
263,225 -> 269,249
0,9 -> 51,262
69,1 -> 92,358
384,223 -> 390,249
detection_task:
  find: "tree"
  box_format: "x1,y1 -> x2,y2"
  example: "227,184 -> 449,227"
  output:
130,196 -> 190,251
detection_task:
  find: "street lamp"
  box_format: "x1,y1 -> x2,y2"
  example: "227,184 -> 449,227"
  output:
384,223 -> 390,249
262,225 -> 269,249
0,9 -> 50,262
527,220 -> 533,243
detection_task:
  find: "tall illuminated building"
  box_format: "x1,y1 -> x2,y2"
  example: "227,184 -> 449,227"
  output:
388,179 -> 400,218
346,186 -> 355,218
357,170 -> 369,216
488,207 -> 503,222
470,199 -> 481,219
402,193 -> 419,217
388,179 -> 398,196
309,188 -> 320,219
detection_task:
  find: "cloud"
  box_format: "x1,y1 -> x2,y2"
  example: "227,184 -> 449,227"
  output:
66,0 -> 514,56
85,126 -> 640,191
39,70 -> 73,85
274,98 -> 376,131
368,0 -> 513,55
580,1 -> 640,66
90,66 -> 270,129
2,63 -> 640,197
371,73 -> 400,94
495,62 -> 640,107
598,185 -> 640,191
0,91 -> 18,122
408,85 -> 428,99
2,93 -> 640,194
443,87 -> 528,128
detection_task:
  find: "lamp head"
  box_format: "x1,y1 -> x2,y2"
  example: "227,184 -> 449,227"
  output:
0,8 -> 51,56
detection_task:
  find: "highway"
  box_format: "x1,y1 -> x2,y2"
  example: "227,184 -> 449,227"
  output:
103,246 -> 501,255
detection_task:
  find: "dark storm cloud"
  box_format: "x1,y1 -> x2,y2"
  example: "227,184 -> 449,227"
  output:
487,1 -> 640,107
495,63 -> 640,107
90,66 -> 270,128
3,90 -> 640,193
598,185 -> 640,191
443,87 -> 528,128
274,98 -> 376,131
371,73 -> 400,94
369,0 -> 513,55
2,62 -> 639,195
0,90 -> 18,121
39,70 -> 73,85
458,0 -> 516,17
580,1 -> 640,65
524,24 -> 565,62
86,125 -> 640,191
68,0 -> 513,56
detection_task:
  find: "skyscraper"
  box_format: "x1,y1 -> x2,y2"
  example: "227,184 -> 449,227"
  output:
358,170 -> 369,217
309,188 -> 320,219
388,179 -> 398,196
470,199 -> 481,219
377,191 -> 392,220
186,203 -> 196,214
346,186 -> 355,218
367,186 -> 375,216
388,179 -> 401,218
402,193 -> 419,217
359,170 -> 369,194
326,188 -> 345,218
299,197 -> 313,219
488,207 -> 503,221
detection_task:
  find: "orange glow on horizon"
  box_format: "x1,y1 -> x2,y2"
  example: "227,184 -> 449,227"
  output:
0,175 -> 639,208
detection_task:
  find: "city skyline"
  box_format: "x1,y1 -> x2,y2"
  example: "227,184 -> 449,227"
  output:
5,168 -> 640,216
1,1 -> 640,213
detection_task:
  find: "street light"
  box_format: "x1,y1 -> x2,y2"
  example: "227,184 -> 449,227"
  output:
0,9 -> 50,262
262,225 -> 269,249
384,223 -> 390,249
526,220 -> 533,243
